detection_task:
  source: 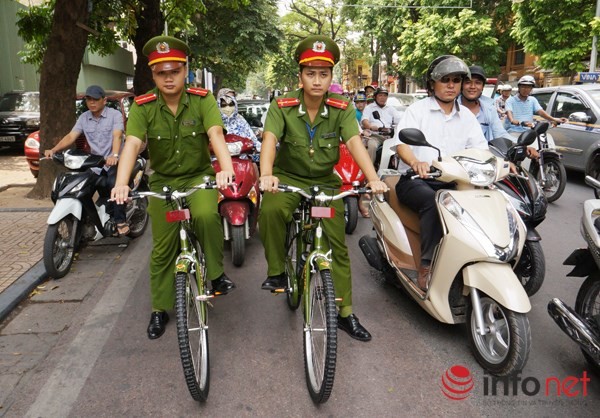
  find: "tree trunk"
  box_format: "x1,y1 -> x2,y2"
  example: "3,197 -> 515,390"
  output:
28,0 -> 90,199
132,0 -> 164,95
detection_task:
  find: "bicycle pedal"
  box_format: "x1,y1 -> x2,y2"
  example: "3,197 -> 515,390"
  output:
196,294 -> 215,302
271,287 -> 289,294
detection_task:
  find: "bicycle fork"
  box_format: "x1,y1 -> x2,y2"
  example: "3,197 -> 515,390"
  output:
173,223 -> 213,304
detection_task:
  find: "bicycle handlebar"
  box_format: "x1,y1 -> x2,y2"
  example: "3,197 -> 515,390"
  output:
276,184 -> 371,202
132,179 -> 218,201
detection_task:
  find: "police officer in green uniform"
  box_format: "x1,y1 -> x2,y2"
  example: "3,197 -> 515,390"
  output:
111,35 -> 236,340
259,35 -> 389,341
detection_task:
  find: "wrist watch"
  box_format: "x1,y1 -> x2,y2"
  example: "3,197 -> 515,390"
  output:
112,154 -> 119,158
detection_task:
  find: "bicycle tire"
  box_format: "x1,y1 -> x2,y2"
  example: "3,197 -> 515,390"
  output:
286,220 -> 303,310
175,268 -> 210,402
303,268 -> 337,403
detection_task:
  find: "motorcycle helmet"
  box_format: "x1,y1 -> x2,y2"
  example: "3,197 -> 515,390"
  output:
374,87 -> 388,96
468,65 -> 486,82
354,92 -> 367,102
426,55 -> 470,91
328,83 -> 343,94
517,75 -> 536,87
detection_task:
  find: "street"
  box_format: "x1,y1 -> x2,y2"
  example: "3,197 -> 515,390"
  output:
0,152 -> 599,416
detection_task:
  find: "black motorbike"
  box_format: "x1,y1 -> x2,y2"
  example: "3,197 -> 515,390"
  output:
43,149 -> 149,279
525,121 -> 567,203
548,175 -> 600,374
490,135 -> 548,296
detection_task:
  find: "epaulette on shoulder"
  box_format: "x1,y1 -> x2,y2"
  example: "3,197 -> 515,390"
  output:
135,93 -> 157,105
187,87 -> 209,97
276,97 -> 301,108
326,97 -> 349,110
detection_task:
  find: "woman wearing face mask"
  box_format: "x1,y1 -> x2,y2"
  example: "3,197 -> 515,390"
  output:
217,89 -> 261,157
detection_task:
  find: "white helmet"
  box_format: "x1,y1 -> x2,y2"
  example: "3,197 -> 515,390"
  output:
517,75 -> 535,87
500,84 -> 513,91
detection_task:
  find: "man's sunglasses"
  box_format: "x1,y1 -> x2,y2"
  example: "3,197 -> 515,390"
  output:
439,76 -> 463,84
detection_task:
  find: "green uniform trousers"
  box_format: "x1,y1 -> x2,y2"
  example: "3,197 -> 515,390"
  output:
147,173 -> 224,311
258,171 -> 352,308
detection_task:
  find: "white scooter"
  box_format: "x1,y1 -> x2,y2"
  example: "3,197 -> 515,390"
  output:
359,128 -> 536,376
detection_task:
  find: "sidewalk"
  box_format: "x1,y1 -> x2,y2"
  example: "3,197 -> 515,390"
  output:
0,184 -> 52,321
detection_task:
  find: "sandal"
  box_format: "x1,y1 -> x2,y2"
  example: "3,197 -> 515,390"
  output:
116,222 -> 130,236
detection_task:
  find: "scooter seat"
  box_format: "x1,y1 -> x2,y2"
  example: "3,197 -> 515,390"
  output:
383,176 -> 420,234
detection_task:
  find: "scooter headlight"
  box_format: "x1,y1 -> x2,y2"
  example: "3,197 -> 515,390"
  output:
63,153 -> 89,170
226,141 -> 243,157
454,156 -> 497,187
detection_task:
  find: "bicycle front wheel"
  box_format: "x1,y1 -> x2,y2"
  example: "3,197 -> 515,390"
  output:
286,220 -> 303,310
303,268 -> 337,403
175,271 -> 210,402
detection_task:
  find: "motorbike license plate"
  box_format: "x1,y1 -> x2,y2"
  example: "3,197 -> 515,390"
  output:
0,136 -> 15,142
166,209 -> 190,222
311,206 -> 335,219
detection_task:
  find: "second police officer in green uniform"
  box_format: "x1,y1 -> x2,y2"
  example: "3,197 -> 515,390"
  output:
111,35 -> 236,340
259,35 -> 389,341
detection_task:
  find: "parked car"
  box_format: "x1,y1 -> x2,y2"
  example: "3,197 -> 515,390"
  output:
483,77 -> 499,98
0,91 -> 40,151
531,84 -> 600,179
24,91 -> 134,177
386,93 -> 417,113
237,99 -> 270,137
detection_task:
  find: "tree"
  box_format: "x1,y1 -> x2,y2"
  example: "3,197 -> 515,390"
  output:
511,0 -> 595,75
188,0 -> 281,92
396,9 -> 501,81
22,0 -> 92,198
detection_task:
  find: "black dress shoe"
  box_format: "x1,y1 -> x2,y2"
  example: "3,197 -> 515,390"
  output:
337,314 -> 372,342
261,273 -> 286,290
147,311 -> 169,340
211,273 -> 236,295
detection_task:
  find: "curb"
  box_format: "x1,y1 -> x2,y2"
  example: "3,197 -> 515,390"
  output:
0,260 -> 47,323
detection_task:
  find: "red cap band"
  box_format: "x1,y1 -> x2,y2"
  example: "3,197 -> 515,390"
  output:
298,49 -> 335,66
147,49 -> 187,67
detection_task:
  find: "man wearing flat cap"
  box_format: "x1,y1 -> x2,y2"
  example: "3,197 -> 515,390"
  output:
45,85 -> 127,234
259,34 -> 389,342
111,35 -> 236,340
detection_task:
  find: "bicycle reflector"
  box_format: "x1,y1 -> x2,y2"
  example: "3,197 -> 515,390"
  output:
166,208 -> 191,222
311,207 -> 335,218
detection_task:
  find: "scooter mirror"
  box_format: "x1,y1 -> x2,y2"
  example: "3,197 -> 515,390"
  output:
400,128 -> 443,161
516,129 -> 537,147
373,111 -> 381,120
399,128 -> 428,146
533,121 -> 549,135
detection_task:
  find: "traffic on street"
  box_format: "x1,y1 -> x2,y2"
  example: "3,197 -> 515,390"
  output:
1,144 -> 599,414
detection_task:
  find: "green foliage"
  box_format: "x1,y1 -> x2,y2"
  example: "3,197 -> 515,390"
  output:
511,0 -> 595,75
16,1 -> 54,66
396,9 -> 501,80
187,0 -> 281,89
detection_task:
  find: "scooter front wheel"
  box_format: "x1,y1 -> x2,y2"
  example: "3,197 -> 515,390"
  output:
343,196 -> 358,234
574,274 -> 600,374
43,216 -> 77,279
230,225 -> 246,267
127,196 -> 149,238
515,240 -> 545,296
467,295 -> 531,376
532,156 -> 567,203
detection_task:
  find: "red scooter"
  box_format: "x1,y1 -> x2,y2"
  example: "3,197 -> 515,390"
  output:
334,142 -> 366,234
212,134 -> 260,266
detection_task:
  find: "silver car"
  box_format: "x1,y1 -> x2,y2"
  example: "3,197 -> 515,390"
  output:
531,84 -> 600,179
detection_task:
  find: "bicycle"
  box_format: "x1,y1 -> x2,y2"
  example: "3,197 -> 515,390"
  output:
134,177 -> 223,402
272,183 -> 370,403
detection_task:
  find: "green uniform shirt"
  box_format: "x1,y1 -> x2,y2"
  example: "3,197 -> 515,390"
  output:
126,87 -> 224,181
264,90 -> 359,178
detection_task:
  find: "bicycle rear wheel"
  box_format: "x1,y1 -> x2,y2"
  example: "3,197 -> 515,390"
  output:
175,270 -> 210,402
286,220 -> 303,310
303,268 -> 337,403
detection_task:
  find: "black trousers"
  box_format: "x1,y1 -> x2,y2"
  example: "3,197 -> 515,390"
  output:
395,176 -> 456,264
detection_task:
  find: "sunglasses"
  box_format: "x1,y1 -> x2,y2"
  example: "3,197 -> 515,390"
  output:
439,76 -> 463,84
